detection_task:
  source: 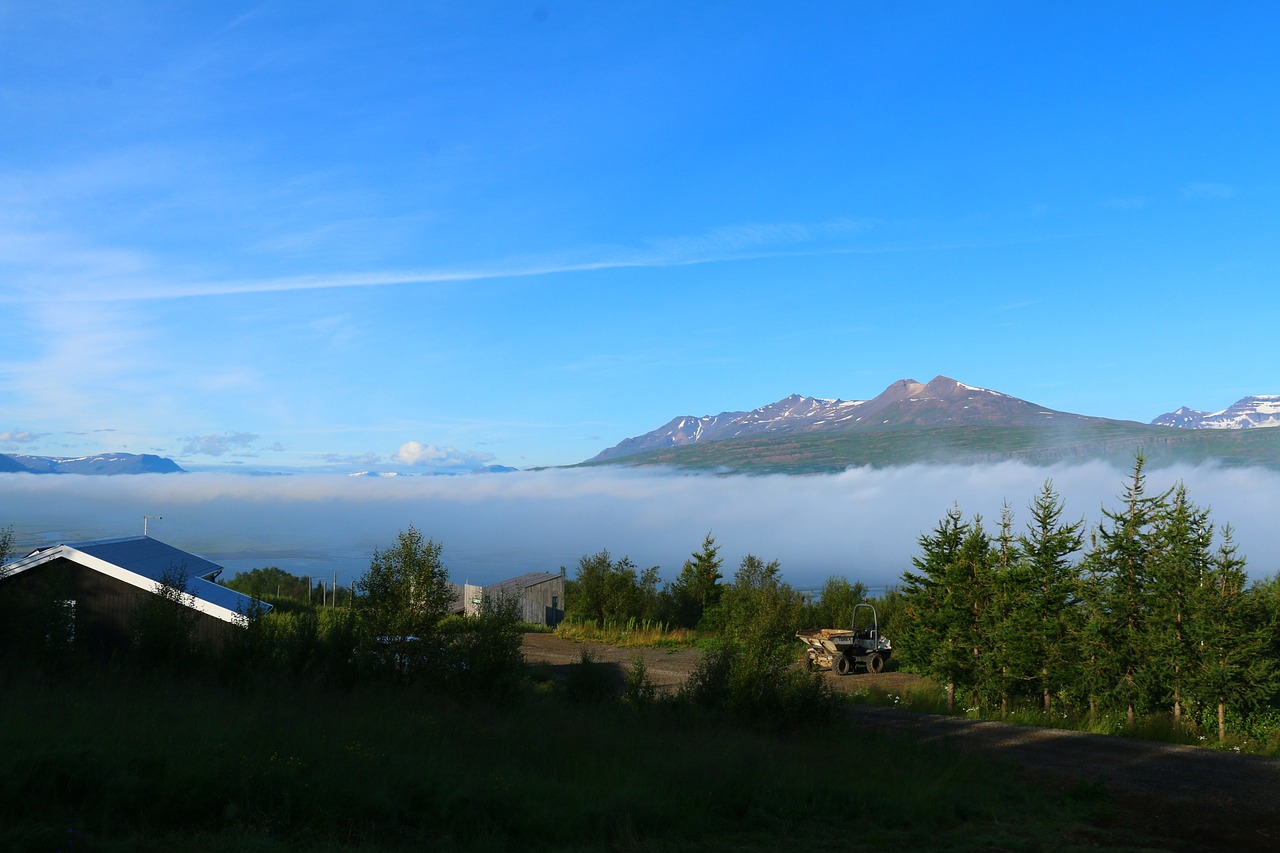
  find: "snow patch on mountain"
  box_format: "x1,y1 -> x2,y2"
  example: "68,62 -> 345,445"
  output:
1151,395 -> 1280,430
589,375 -> 1103,463
0,453 -> 185,475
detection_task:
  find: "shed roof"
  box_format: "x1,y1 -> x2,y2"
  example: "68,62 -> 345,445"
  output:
0,536 -> 268,625
486,571 -> 562,597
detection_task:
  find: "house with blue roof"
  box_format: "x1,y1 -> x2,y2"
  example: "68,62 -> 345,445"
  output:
0,536 -> 270,654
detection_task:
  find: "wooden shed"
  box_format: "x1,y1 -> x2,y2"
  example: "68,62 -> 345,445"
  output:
485,571 -> 565,627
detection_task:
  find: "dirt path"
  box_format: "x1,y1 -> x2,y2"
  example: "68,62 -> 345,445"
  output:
520,631 -> 701,690
848,704 -> 1280,851
522,633 -> 1280,851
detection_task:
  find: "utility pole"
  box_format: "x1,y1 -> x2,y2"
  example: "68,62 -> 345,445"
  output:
143,516 -> 162,536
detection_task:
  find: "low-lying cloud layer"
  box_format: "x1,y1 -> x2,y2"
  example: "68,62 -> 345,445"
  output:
3,462 -> 1278,590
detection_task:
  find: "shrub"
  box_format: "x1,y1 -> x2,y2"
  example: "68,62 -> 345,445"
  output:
622,653 -> 659,707
564,649 -> 620,703
679,641 -> 837,727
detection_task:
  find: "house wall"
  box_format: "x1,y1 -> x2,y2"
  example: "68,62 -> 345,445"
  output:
515,576 -> 565,627
0,557 -> 235,656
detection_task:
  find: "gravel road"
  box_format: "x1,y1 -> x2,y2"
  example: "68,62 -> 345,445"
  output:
522,633 -> 1280,851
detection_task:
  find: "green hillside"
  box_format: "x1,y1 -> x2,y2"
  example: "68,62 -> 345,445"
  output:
580,422 -> 1280,474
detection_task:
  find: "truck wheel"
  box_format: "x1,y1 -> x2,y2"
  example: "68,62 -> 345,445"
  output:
865,653 -> 884,674
835,655 -> 852,676
804,651 -> 816,672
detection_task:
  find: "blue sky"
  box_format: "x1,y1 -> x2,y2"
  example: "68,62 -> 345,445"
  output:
2,2 -> 1278,473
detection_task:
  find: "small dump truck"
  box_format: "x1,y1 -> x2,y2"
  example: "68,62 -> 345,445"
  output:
796,602 -> 892,675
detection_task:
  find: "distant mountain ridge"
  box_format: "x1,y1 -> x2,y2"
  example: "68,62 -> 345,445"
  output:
592,376 -> 1121,462
585,376 -> 1280,473
0,453 -> 184,475
1151,395 -> 1280,429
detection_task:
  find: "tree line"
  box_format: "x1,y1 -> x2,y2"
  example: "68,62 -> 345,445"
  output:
564,532 -> 874,636
897,457 -> 1280,740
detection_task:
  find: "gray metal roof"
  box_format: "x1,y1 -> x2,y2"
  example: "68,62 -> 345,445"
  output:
486,571 -> 562,597
2,536 -> 268,624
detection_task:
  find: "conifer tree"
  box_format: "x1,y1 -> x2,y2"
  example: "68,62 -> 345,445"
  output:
1084,455 -> 1171,725
900,506 -> 992,712
1016,481 -> 1085,713
669,533 -> 723,629
1148,484 -> 1214,724
1191,528 -> 1277,741
954,518 -> 998,708
978,504 -> 1024,715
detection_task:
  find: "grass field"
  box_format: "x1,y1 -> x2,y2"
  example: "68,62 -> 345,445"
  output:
0,662 -> 1171,852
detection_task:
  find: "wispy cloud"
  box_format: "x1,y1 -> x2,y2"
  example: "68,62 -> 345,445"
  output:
0,430 -> 42,444
182,432 -> 260,456
0,217 -> 895,305
1181,182 -> 1237,200
0,300 -> 155,426
1101,195 -> 1149,210
320,452 -> 383,468
992,299 -> 1040,312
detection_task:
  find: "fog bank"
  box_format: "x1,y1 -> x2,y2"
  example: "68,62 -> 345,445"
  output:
2,462 -> 1277,589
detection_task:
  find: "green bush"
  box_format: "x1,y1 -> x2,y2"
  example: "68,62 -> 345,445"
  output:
678,641 -> 838,728
622,653 -> 659,707
563,649 -> 620,703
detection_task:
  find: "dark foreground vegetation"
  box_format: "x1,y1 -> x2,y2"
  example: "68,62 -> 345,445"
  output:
1,660 -> 1154,853
0,524 -> 1151,851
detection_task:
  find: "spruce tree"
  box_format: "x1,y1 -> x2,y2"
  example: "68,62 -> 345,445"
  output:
900,506 -> 992,712
1016,481 -> 1085,713
1148,484 -> 1214,725
979,504 -> 1025,716
1190,527 -> 1277,741
1085,455 -> 1171,725
669,533 -> 724,629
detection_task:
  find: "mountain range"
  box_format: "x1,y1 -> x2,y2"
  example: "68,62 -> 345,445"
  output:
0,453 -> 185,475
1150,396 -> 1280,429
586,376 -> 1280,473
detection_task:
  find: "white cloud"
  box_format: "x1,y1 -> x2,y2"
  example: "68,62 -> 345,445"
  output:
0,430 -> 41,444
395,440 -> 493,469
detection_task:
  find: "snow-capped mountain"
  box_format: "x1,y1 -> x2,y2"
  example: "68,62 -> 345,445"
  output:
591,376 -> 1114,462
0,453 -> 185,475
591,394 -> 866,461
1151,395 -> 1280,430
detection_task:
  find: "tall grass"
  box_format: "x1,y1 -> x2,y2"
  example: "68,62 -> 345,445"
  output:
555,617 -> 699,648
